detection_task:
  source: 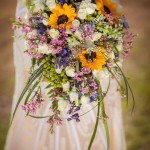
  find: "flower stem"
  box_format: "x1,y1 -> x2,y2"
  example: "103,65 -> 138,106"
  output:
88,92 -> 101,150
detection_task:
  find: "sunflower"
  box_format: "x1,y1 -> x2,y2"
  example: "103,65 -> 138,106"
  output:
96,0 -> 120,17
79,50 -> 106,71
49,4 -> 76,29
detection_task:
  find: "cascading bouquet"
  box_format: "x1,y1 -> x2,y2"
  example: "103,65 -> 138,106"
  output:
10,0 -> 135,149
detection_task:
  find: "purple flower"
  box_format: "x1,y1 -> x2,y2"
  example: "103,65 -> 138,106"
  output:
36,17 -> 42,24
71,113 -> 80,122
55,57 -> 69,69
38,27 -> 45,34
55,48 -> 72,68
90,93 -> 98,102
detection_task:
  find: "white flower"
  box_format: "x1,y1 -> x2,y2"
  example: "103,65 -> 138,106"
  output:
69,91 -> 78,101
27,30 -> 37,38
81,95 -> 90,105
78,0 -> 96,20
108,52 -> 115,60
38,43 -> 52,54
33,0 -> 45,12
42,20 -> 49,26
72,19 -> 80,27
58,98 -> 68,111
93,32 -> 102,41
49,29 -> 60,39
78,9 -> 87,20
55,68 -> 62,74
42,13 -> 49,26
62,81 -> 70,92
93,68 -> 110,79
65,66 -> 75,77
116,42 -> 123,52
67,37 -> 80,48
46,0 -> 56,11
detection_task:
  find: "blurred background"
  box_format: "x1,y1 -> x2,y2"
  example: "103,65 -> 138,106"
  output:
0,0 -> 150,149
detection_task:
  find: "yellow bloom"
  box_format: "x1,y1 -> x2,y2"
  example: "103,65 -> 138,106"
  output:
49,4 -> 76,29
79,50 -> 106,71
96,0 -> 120,17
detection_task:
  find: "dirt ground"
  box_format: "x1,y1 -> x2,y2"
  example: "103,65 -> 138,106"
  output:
0,0 -> 150,150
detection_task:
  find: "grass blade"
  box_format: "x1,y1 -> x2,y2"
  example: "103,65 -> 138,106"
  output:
9,65 -> 44,127
29,115 -> 49,119
88,98 -> 101,150
103,119 -> 110,150
24,80 -> 40,105
116,63 -> 135,112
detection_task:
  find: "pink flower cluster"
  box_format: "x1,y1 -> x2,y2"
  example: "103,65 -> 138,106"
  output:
82,87 -> 89,94
80,25 -> 95,40
50,38 -> 66,54
47,115 -> 62,126
90,81 -> 98,91
123,31 -> 135,58
21,100 -> 43,115
74,67 -> 91,82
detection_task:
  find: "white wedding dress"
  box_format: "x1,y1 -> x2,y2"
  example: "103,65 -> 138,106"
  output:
5,0 -> 125,150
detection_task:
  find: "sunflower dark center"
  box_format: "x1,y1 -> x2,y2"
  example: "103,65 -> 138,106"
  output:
84,52 -> 96,62
57,15 -> 68,25
104,5 -> 111,14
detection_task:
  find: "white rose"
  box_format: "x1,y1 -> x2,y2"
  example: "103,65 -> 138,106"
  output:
86,4 -> 96,14
93,32 -> 102,41
38,43 -> 52,54
46,0 -> 56,10
42,20 -> 49,26
81,95 -> 90,105
65,66 -> 75,77
49,29 -> 60,39
33,0 -> 45,12
58,98 -> 68,111
55,68 -> 62,74
62,81 -> 70,92
93,68 -> 110,79
42,13 -> 49,26
78,9 -> 87,20
69,91 -> 78,101
77,0 -> 96,20
72,19 -> 80,27
116,42 -> 123,52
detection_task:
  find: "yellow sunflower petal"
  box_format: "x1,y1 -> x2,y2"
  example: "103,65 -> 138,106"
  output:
49,3 -> 76,29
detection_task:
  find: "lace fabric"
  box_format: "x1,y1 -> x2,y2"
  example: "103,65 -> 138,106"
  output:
5,1 -> 126,149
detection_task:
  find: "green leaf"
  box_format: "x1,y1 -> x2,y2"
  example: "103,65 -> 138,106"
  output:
103,119 -> 110,150
126,81 -> 135,113
88,98 -> 101,150
31,58 -> 36,67
29,115 -> 49,119
9,65 -> 44,128
47,90 -> 53,95
115,63 -> 135,112
24,80 -> 40,105
45,84 -> 51,89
